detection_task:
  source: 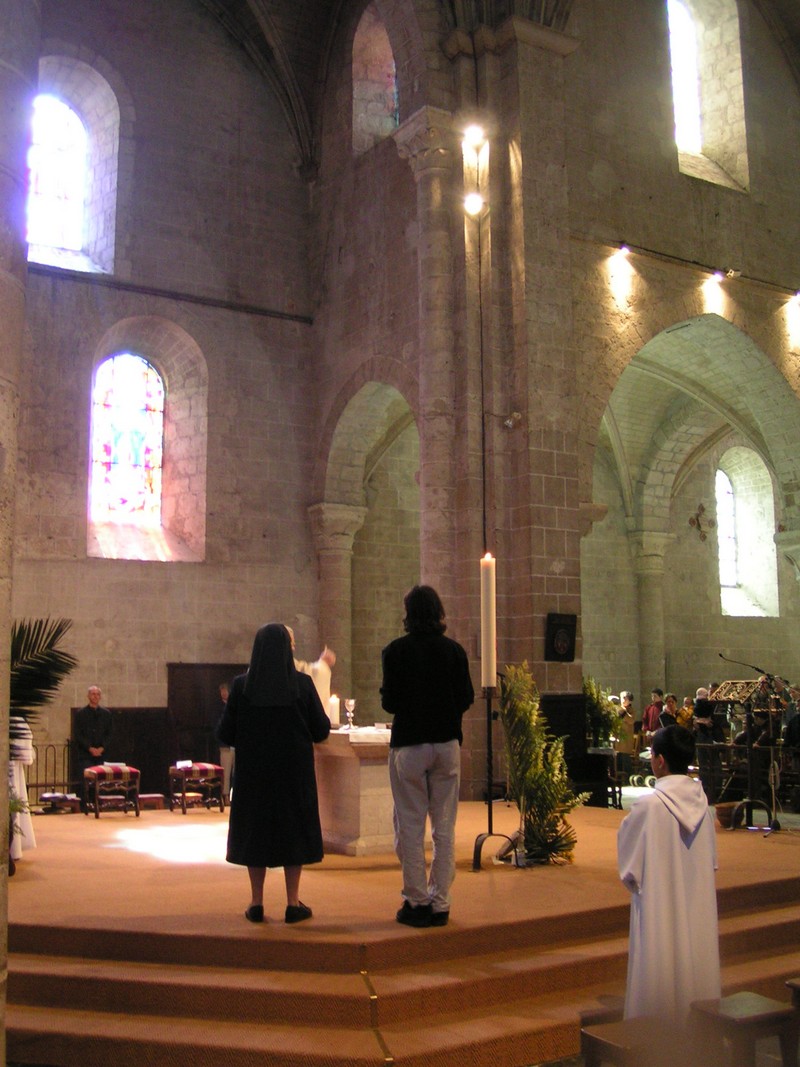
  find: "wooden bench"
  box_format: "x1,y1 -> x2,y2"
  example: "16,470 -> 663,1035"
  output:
168,763 -> 225,814
83,765 -> 140,818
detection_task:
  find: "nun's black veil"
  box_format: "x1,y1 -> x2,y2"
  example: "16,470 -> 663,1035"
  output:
243,623 -> 299,706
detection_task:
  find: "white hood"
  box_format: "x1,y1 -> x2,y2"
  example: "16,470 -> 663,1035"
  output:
653,774 -> 709,834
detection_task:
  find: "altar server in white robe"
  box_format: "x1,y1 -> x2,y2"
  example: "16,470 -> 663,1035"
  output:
9,716 -> 36,861
617,724 -> 720,1022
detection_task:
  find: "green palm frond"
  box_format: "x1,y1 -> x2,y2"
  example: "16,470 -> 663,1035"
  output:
500,662 -> 587,865
10,617 -> 79,724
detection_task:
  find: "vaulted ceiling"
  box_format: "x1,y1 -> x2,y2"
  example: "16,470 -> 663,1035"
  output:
198,0 -> 800,169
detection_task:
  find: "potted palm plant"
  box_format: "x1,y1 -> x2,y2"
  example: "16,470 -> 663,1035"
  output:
499,662 -> 587,864
8,618 -> 78,873
583,675 -> 621,747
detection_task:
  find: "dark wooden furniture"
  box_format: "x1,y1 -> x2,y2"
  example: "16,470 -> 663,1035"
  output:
540,692 -> 610,806
167,662 -> 247,763
692,991 -> 799,1067
83,765 -> 140,818
168,762 -> 225,814
580,1015 -> 653,1067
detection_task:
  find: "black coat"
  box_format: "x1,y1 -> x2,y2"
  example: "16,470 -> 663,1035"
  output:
380,632 -> 474,748
217,670 -> 330,868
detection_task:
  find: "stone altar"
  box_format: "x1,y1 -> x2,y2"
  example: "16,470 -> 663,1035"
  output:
315,727 -> 393,856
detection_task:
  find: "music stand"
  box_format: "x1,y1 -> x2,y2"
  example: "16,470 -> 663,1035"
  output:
711,680 -> 776,831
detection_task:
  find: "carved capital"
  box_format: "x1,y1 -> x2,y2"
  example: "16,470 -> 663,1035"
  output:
308,502 -> 368,556
775,528 -> 800,583
394,107 -> 459,177
579,501 -> 608,539
627,530 -> 675,576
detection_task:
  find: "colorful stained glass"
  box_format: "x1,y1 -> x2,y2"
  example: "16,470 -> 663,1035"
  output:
90,353 -> 164,523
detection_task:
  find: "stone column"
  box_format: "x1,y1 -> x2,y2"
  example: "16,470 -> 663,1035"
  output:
774,529 -> 800,584
308,502 -> 367,698
630,532 -> 674,692
394,108 -> 460,610
0,0 -> 41,1052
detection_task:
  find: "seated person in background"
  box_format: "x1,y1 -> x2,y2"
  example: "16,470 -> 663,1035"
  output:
641,688 -> 664,744
74,685 -> 113,774
659,693 -> 679,728
693,687 -> 725,743
611,695 -> 634,778
677,695 -> 694,729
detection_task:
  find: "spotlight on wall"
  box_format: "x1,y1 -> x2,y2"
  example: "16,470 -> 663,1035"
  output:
618,243 -> 631,256
503,411 -> 523,429
725,268 -> 741,279
463,124 -> 486,151
464,191 -> 486,217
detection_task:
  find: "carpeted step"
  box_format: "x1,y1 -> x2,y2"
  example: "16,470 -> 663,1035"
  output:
7,983 -> 625,1067
7,1004 -> 389,1067
10,906 -> 800,1031
9,953 -> 374,1026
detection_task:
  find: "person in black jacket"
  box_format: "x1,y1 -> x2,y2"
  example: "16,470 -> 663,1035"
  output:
74,685 -> 113,774
380,585 -> 475,928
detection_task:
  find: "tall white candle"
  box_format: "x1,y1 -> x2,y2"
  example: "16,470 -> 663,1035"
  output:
480,552 -> 497,688
328,694 -> 340,726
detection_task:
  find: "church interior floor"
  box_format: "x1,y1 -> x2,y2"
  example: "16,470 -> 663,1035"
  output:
7,797 -> 800,1067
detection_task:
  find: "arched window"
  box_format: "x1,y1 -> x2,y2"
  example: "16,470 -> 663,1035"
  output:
667,0 -> 702,154
28,56 -> 123,274
715,449 -> 778,617
90,354 -> 164,525
87,318 -> 207,563
715,470 -> 737,587
352,3 -> 398,156
665,0 -> 749,191
27,95 -> 87,253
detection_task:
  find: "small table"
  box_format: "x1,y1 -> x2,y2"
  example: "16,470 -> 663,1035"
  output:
83,765 -> 141,819
168,763 -> 225,814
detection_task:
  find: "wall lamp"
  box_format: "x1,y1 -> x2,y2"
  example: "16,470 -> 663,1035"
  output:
464,191 -> 486,217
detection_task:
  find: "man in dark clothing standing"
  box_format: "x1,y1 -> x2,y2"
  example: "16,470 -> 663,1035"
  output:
380,585 -> 474,928
74,685 -> 113,774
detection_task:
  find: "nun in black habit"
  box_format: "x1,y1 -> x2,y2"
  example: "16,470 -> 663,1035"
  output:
217,623 -> 331,924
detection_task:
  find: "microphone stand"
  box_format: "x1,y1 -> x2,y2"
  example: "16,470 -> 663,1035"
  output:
472,684 -> 516,870
717,654 -> 779,832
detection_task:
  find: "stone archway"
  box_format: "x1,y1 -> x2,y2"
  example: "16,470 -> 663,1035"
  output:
582,313 -> 800,699
310,382 -> 419,709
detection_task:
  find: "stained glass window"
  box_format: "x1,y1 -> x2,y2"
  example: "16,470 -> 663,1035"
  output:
90,354 -> 164,524
27,94 -> 87,252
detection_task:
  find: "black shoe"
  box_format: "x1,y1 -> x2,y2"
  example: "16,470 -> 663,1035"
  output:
285,902 -> 312,924
396,901 -> 432,927
429,910 -> 449,927
245,905 -> 264,923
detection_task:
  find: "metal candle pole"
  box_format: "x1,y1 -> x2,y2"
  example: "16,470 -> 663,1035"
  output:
472,553 -> 513,869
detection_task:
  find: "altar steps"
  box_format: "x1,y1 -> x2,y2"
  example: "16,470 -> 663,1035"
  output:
8,877 -> 800,1067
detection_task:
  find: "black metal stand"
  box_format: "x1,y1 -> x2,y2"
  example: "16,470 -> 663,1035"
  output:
730,704 -> 779,832
472,686 -> 515,870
